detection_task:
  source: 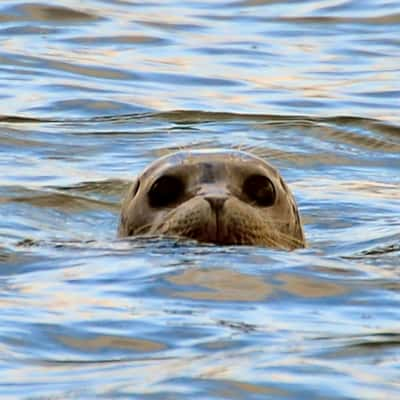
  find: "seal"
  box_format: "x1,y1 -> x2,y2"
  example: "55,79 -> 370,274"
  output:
118,149 -> 305,250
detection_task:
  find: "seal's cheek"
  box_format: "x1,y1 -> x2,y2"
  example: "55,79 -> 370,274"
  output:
119,196 -> 157,236
151,197 -> 215,240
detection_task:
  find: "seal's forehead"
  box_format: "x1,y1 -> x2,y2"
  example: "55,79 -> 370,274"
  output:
141,149 -> 276,178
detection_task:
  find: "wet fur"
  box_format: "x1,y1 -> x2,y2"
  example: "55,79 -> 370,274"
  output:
118,149 -> 305,250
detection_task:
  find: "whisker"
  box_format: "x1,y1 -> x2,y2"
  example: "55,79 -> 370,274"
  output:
133,223 -> 153,235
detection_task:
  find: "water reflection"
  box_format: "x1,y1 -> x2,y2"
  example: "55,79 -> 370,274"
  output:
0,3 -> 99,23
166,267 -> 347,301
1,1 -> 400,120
0,0 -> 400,398
166,268 -> 273,301
59,334 -> 166,353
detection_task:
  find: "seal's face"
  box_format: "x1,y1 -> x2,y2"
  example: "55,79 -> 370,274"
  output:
118,149 -> 305,250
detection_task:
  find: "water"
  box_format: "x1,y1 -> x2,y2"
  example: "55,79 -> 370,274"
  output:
1,0 -> 399,398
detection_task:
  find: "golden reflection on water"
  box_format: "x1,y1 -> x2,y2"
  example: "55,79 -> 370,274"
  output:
219,380 -> 287,397
166,268 -> 273,301
0,0 -> 399,397
58,334 -> 165,352
0,155 -> 105,186
0,275 -> 134,321
18,3 -> 97,22
5,348 -> 397,399
295,178 -> 400,201
166,267 -> 347,301
1,192 -> 117,212
277,273 -> 347,298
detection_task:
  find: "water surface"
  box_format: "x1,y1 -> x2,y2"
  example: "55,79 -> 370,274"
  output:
1,0 -> 400,399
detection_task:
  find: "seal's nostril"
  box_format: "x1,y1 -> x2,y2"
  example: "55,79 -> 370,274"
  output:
204,196 -> 227,211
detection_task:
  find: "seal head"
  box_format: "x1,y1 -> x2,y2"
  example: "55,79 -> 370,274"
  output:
118,149 -> 305,250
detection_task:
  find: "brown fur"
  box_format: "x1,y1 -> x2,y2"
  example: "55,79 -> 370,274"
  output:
118,149 -> 305,250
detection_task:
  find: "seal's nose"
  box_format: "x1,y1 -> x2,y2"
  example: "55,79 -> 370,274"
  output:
204,196 -> 227,212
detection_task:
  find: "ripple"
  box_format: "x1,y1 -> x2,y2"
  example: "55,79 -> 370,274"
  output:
1,0 -> 400,398
0,3 -> 100,23
29,99 -> 151,117
137,20 -> 207,32
0,25 -> 58,36
64,34 -> 172,46
280,13 -> 400,26
58,334 -> 166,354
1,189 -> 118,212
166,268 -> 274,302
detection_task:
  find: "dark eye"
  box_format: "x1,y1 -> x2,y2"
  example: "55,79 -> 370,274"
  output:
148,175 -> 184,208
243,174 -> 276,207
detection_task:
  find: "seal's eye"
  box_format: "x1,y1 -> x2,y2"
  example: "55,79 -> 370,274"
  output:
148,175 -> 184,208
243,174 -> 276,207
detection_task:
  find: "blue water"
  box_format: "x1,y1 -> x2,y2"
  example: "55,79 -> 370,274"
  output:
0,1 -> 399,398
